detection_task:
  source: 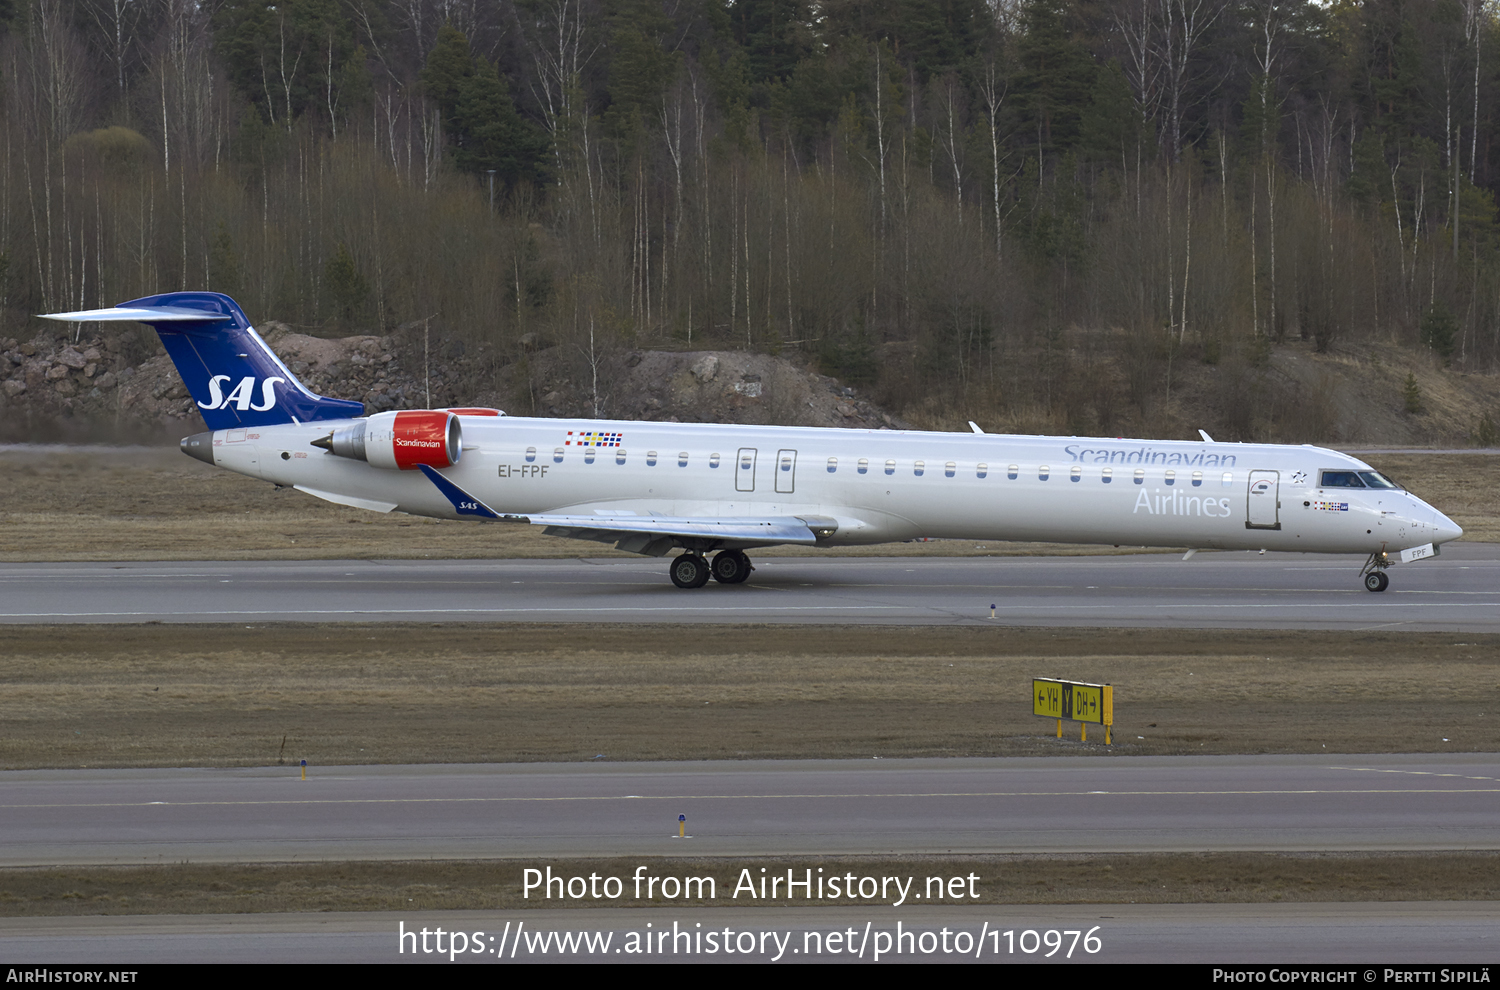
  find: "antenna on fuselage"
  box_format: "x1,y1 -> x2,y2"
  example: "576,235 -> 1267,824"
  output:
1198,430 -> 1214,442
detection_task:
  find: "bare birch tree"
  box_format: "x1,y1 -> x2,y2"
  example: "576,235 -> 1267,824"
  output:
976,58 -> 1011,260
80,0 -> 149,97
1159,0 -> 1225,161
518,0 -> 600,184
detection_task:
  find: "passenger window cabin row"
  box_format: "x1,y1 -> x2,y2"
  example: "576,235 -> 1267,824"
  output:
520,444 -> 1245,487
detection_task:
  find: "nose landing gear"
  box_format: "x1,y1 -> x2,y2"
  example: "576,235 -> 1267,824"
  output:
1360,552 -> 1391,592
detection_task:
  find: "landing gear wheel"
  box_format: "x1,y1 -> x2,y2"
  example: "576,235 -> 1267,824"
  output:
1364,571 -> 1389,593
711,550 -> 753,584
670,553 -> 711,589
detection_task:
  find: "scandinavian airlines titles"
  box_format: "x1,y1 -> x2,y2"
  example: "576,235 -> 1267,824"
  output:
1064,443 -> 1238,467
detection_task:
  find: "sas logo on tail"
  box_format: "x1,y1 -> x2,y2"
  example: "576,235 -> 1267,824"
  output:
198,375 -> 285,411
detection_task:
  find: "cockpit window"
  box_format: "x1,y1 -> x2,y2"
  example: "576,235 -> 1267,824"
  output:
1319,471 -> 1366,488
1358,471 -> 1402,490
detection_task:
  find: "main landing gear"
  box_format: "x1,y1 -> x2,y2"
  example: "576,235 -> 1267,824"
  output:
669,550 -> 754,588
1360,552 -> 1391,593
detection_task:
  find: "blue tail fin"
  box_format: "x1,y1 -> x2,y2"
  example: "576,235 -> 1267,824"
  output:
39,291 -> 364,430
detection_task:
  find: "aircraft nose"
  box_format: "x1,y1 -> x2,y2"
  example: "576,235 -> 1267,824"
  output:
1432,509 -> 1464,545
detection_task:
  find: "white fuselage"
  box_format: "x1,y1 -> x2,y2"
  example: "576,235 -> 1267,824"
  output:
204,417 -> 1460,556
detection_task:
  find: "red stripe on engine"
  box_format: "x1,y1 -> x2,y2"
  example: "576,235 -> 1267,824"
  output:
391,410 -> 454,470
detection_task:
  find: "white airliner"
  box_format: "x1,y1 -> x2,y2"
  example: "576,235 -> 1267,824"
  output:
43,292 -> 1462,590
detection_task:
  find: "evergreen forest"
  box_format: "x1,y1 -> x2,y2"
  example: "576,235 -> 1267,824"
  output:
4,0 -> 1500,436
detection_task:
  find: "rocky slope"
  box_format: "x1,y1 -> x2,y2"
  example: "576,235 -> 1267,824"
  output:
2,317 -> 1494,446
0,322 -> 907,441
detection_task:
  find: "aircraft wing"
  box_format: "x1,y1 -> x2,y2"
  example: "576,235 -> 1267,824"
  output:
502,512 -> 838,555
415,464 -> 836,555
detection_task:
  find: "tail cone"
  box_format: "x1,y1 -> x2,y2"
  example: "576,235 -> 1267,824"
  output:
180,432 -> 214,465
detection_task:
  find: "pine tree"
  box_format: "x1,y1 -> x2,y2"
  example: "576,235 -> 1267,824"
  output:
420,25 -> 475,119
1402,373 -> 1423,414
1419,301 -> 1458,360
1476,412 -> 1498,446
421,25 -> 551,187
454,62 -> 552,187
208,223 -> 241,296
1014,0 -> 1095,156
727,0 -> 809,85
325,243 -> 368,327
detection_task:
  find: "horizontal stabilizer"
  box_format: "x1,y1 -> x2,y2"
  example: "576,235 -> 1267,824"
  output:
39,305 -> 233,323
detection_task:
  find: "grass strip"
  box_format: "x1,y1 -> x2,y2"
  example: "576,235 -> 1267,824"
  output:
2,624 -> 1496,768
4,853 -> 1497,916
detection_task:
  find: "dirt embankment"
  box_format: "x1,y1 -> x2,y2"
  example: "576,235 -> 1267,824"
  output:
0,323 -> 414,441
0,321 -> 907,443
8,314 -> 1497,445
492,348 -> 904,430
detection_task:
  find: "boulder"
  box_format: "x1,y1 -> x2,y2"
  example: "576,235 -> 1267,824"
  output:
690,354 -> 720,383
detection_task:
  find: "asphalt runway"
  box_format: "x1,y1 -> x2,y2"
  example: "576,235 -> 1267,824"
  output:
4,755 -> 1498,866
0,543 -> 1496,630
5,904 -> 1498,964
4,539 -> 1495,964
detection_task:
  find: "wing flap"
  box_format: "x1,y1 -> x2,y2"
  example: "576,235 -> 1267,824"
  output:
505,512 -> 834,549
412,461 -> 840,552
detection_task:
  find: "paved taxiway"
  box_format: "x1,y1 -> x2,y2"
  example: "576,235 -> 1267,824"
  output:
6,904 -> 1498,964
4,756 -> 1498,866
0,543 -> 1496,630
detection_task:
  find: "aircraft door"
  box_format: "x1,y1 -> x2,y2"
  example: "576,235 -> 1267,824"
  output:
736,448 -> 757,492
1245,469 -> 1281,530
775,449 -> 798,493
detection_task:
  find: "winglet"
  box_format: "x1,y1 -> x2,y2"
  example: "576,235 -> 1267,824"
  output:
417,464 -> 500,518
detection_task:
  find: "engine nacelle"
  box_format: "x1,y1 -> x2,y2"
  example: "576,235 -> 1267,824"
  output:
313,410 -> 462,470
